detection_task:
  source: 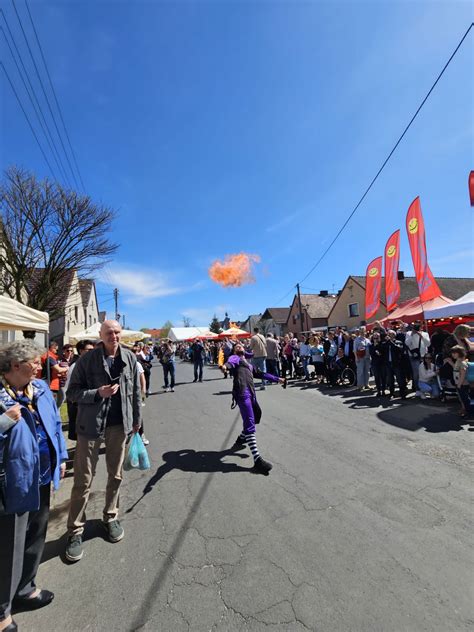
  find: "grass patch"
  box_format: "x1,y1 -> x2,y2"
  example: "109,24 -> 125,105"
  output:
60,403 -> 68,424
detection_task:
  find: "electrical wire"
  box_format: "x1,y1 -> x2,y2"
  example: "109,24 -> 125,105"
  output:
0,61 -> 57,177
0,21 -> 68,183
271,23 -> 473,307
298,22 -> 474,285
11,0 -> 80,190
24,0 -> 86,191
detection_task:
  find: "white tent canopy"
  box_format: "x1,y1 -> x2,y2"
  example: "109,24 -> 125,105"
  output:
69,322 -> 149,343
424,291 -> 474,319
0,295 -> 49,332
168,327 -> 215,342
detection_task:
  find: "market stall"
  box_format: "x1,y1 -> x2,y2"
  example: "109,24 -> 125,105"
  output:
69,322 -> 149,344
0,295 -> 49,332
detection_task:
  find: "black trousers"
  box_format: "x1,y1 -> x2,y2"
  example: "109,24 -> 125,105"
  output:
0,484 -> 51,620
67,400 -> 78,441
266,359 -> 279,378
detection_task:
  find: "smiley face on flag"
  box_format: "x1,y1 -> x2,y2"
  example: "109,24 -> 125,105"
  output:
368,266 -> 379,277
408,218 -> 418,234
387,245 -> 397,257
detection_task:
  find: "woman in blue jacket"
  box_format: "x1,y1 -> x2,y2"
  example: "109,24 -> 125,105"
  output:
0,341 -> 68,632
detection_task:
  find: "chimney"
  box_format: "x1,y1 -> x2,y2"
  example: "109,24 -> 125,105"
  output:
398,271 -> 405,280
319,290 -> 328,297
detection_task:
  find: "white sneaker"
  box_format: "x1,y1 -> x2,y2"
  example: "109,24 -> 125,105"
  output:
165,387 -> 170,393
141,435 -> 150,445
170,387 -> 175,392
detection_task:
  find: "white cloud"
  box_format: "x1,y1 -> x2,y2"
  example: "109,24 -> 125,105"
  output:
100,265 -> 204,304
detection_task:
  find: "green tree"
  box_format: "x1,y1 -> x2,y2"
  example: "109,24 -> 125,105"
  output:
160,320 -> 173,338
209,315 -> 221,334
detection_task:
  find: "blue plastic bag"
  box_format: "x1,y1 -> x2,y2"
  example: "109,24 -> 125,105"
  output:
124,434 -> 150,471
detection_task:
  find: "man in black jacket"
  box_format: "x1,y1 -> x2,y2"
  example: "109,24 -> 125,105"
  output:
383,330 -> 407,398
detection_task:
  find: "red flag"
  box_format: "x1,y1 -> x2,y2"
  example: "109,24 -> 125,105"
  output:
406,197 -> 441,302
365,256 -> 383,321
469,171 -> 474,206
384,230 -> 400,312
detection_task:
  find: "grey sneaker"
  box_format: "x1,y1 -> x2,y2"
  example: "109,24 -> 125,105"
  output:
65,534 -> 83,562
103,520 -> 124,543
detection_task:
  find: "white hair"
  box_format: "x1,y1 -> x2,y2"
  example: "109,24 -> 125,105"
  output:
0,340 -> 44,374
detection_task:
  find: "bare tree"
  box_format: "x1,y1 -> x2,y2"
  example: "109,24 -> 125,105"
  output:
0,166 -> 118,315
182,315 -> 192,327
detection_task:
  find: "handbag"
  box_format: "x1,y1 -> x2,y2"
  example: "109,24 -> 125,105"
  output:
409,334 -> 422,360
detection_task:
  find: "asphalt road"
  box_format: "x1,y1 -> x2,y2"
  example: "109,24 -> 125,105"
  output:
15,360 -> 473,632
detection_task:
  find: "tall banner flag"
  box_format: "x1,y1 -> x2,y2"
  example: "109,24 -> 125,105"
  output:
384,230 -> 400,312
406,197 -> 442,302
365,256 -> 383,321
469,171 -> 474,206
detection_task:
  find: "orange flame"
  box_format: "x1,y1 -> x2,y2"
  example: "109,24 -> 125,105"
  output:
208,253 -> 261,288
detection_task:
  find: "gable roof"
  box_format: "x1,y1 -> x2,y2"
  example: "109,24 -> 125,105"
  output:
261,307 -> 290,323
351,275 -> 473,304
299,294 -> 337,319
79,279 -> 94,306
26,268 -> 77,314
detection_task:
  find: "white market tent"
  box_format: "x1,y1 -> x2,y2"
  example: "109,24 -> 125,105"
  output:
424,291 -> 474,319
70,322 -> 149,343
0,295 -> 49,332
168,327 -> 216,342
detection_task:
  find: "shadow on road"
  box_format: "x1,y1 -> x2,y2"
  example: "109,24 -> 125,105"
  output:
126,447 -> 250,514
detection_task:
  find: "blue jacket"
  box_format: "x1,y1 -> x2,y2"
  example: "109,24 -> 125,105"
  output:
0,379 -> 68,514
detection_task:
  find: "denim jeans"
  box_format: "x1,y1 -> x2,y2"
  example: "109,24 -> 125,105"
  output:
356,355 -> 371,387
418,380 -> 440,398
163,362 -> 175,388
194,359 -> 203,381
251,357 -> 266,386
410,357 -> 421,390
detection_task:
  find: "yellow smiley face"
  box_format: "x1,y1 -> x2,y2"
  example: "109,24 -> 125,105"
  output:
369,267 -> 379,277
387,245 -> 396,257
408,218 -> 418,234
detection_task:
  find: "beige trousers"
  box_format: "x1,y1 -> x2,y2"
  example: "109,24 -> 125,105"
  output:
67,425 -> 127,535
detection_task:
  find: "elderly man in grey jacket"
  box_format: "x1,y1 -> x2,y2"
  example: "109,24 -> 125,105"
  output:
65,320 -> 141,562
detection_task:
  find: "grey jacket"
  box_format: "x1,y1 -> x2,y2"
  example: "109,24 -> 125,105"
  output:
66,344 -> 142,438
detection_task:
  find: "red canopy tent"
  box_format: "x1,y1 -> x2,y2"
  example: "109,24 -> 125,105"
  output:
380,294 -> 453,325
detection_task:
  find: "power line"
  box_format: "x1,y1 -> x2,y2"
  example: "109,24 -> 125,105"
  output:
10,0 -> 80,190
298,22 -> 474,285
0,20 -> 68,183
0,61 -> 57,176
24,0 -> 86,191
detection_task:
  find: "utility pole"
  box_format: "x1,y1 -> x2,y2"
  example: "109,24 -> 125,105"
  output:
296,283 -> 304,335
122,314 -> 126,329
114,288 -> 119,321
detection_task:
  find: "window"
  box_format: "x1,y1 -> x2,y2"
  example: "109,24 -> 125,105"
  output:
348,303 -> 359,317
89,315 -> 92,326
74,306 -> 78,322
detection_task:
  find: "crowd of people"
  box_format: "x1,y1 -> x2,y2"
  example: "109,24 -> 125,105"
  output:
0,318 -> 472,630
177,322 -> 473,416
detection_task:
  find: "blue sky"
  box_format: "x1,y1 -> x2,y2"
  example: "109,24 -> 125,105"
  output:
1,0 -> 473,329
